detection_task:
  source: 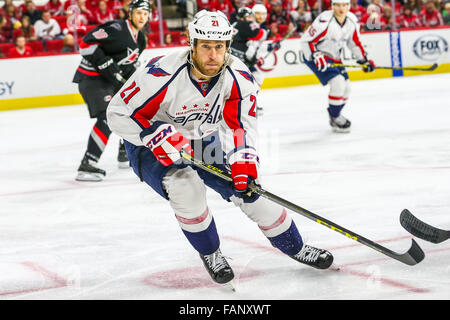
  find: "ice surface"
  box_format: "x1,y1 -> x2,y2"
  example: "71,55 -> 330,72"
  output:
0,74 -> 449,300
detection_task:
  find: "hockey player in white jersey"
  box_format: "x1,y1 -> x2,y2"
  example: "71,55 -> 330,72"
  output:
300,0 -> 376,133
107,10 -> 333,286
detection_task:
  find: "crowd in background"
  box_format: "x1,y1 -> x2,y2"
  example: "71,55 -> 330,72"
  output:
1,0 -> 449,58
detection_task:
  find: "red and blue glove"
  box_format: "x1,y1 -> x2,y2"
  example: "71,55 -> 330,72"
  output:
357,58 -> 376,72
140,121 -> 193,167
312,51 -> 329,72
229,148 -> 260,202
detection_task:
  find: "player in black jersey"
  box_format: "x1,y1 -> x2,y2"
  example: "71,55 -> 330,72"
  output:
73,0 -> 150,182
230,7 -> 267,70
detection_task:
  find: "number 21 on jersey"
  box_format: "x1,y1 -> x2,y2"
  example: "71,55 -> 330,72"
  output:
120,81 -> 140,104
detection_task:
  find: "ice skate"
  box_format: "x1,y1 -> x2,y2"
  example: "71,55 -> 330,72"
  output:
290,244 -> 334,270
117,140 -> 130,168
200,248 -> 235,285
329,114 -> 351,133
76,157 -> 106,182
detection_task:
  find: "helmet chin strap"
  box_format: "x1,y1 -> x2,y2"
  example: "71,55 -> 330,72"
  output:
188,47 -> 232,79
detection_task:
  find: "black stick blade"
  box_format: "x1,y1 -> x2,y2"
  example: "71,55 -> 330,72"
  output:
400,209 -> 450,244
401,239 -> 425,265
429,63 -> 438,71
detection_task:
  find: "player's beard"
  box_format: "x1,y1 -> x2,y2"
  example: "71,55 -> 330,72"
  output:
192,53 -> 225,78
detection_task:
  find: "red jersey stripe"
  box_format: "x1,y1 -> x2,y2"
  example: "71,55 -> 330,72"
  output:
132,86 -> 168,129
352,29 -> 366,57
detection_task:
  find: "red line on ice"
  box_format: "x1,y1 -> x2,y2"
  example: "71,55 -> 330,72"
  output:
223,235 -> 447,294
0,262 -> 68,297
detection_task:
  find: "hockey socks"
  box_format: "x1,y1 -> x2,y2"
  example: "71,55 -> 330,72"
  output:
84,115 -> 111,162
327,103 -> 345,118
267,221 -> 304,256
181,218 -> 220,256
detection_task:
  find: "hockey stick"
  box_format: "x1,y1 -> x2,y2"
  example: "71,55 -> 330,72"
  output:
329,62 -> 438,72
180,150 -> 425,266
400,209 -> 450,244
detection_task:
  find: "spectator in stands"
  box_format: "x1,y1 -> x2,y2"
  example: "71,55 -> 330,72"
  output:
13,15 -> 37,42
118,7 -> 128,19
210,0 -> 234,18
23,0 -> 42,25
268,1 -> 289,25
369,0 -> 384,13
0,0 -> 14,16
0,14 -> 8,43
149,0 -> 160,21
197,0 -> 210,10
110,0 -> 125,16
306,0 -> 331,19
122,0 -> 133,12
66,0 -> 95,25
44,0 -> 64,17
94,0 -> 116,24
268,22 -> 281,39
34,10 -> 63,40
349,0 -> 365,21
7,35 -> 34,58
3,3 -> 21,40
289,0 -> 312,33
381,5 -> 395,29
164,32 -> 173,45
61,33 -> 76,52
398,4 -> 422,28
287,20 -> 300,36
443,2 -> 450,25
361,3 -> 383,31
419,0 -> 444,27
408,0 -> 424,15
64,7 -> 88,36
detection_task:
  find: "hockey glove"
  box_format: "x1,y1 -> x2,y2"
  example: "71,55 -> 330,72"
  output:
357,58 -> 376,72
97,57 -> 127,91
140,121 -> 193,167
312,51 -> 329,72
229,148 -> 259,202
267,40 -> 281,52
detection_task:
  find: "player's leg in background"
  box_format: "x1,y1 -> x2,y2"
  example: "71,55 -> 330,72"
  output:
76,111 -> 111,181
76,79 -> 114,181
327,74 -> 351,133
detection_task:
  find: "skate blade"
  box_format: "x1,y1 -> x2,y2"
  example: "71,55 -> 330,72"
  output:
329,263 -> 341,271
223,280 -> 236,292
75,172 -> 104,182
331,127 -> 351,133
118,161 -> 130,169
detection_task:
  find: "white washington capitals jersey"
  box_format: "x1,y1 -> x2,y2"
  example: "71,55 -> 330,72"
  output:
107,48 -> 260,155
300,10 -> 366,61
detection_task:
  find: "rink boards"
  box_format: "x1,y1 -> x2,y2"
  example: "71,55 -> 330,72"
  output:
0,26 -> 449,111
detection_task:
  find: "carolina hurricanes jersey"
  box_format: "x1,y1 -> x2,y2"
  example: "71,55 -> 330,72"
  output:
73,19 -> 146,83
106,48 -> 260,156
300,10 -> 367,61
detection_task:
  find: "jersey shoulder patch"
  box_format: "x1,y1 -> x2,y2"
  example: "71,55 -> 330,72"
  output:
236,70 -> 255,83
146,56 -> 170,77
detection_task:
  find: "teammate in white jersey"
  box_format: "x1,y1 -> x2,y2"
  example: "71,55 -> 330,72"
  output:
107,10 -> 333,286
300,0 -> 376,132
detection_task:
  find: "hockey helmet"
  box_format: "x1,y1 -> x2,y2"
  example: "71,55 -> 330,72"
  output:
237,7 -> 254,19
332,0 -> 350,4
188,10 -> 233,47
252,4 -> 267,14
129,0 -> 151,13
